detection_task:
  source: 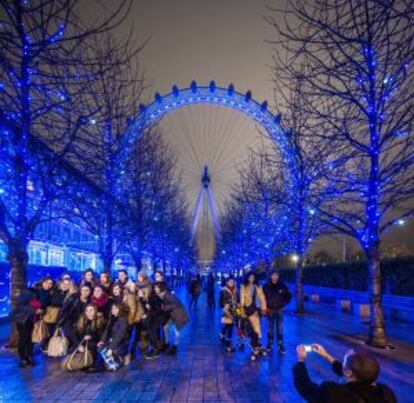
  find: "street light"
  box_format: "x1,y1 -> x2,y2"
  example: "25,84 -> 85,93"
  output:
291,254 -> 299,263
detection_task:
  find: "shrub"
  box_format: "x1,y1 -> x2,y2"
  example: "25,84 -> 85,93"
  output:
278,256 -> 414,296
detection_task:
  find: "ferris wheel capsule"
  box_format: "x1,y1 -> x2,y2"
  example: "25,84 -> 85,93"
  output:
172,85 -> 179,97
190,81 -> 197,93
209,80 -> 216,92
245,90 -> 252,102
227,83 -> 234,95
155,92 -> 162,103
274,114 -> 281,124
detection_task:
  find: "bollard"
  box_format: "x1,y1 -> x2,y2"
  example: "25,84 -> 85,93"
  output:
354,303 -> 370,317
311,294 -> 319,303
337,299 -> 352,312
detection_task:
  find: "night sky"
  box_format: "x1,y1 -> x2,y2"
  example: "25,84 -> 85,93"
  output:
89,0 -> 414,255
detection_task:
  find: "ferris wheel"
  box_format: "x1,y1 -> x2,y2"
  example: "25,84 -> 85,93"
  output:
118,81 -> 288,264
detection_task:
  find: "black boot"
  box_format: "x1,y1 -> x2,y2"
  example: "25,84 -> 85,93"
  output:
278,342 -> 286,354
26,357 -> 36,367
166,345 -> 177,355
266,340 -> 273,353
18,359 -> 29,368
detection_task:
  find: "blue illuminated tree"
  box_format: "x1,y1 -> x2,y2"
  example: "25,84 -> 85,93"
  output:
216,185 -> 290,276
0,0 -> 133,338
268,0 -> 414,346
125,128 -> 193,273
238,129 -> 333,313
67,31 -> 145,273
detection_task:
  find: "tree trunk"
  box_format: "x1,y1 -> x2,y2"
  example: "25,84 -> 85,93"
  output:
103,255 -> 113,273
367,243 -> 387,347
295,255 -> 305,314
7,242 -> 28,347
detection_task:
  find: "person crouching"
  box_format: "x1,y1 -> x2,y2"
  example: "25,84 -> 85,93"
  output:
98,303 -> 130,370
153,281 -> 189,355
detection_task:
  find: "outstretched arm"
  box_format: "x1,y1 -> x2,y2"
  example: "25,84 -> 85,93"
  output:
312,344 -> 343,377
293,345 -> 325,402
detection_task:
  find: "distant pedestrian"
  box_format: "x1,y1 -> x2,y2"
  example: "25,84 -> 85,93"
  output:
188,274 -> 202,310
205,274 -> 216,309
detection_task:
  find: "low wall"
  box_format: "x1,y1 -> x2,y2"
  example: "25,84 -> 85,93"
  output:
287,283 -> 414,323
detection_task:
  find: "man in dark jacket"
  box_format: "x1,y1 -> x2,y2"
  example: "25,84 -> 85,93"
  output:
154,281 -> 189,355
11,288 -> 42,367
293,344 -> 397,403
263,270 -> 291,353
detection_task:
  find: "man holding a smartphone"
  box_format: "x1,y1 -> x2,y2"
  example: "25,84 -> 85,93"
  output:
292,344 -> 397,402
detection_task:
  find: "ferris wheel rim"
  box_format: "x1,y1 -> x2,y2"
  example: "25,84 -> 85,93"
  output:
115,81 -> 294,174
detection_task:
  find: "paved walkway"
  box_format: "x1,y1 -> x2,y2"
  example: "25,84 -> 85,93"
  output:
0,288 -> 413,402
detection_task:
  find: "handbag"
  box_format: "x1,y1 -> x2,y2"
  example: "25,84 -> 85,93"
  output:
32,319 -> 50,343
43,306 -> 60,324
47,327 -> 68,357
244,287 -> 257,317
61,338 -> 93,371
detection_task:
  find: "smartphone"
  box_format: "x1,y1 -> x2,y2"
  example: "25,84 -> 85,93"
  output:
304,345 -> 312,353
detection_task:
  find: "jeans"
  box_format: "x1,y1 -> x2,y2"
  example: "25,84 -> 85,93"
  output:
145,316 -> 163,350
62,321 -> 78,353
267,309 -> 283,345
207,293 -> 215,308
163,321 -> 180,346
16,320 -> 34,361
130,322 -> 148,354
189,294 -> 200,310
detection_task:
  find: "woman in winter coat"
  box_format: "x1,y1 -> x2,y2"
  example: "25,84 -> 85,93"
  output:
57,284 -> 91,352
154,281 -> 189,355
91,285 -> 111,320
240,271 -> 267,360
115,269 -> 136,294
98,272 -> 112,294
79,268 -> 96,289
219,276 -> 238,352
12,288 -> 42,367
74,304 -> 104,359
43,277 -> 75,351
34,277 -> 54,351
130,271 -> 151,358
98,302 -> 130,368
35,277 -> 54,310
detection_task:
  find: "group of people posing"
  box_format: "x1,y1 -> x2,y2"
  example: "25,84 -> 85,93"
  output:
218,269 -> 291,361
12,268 -> 189,370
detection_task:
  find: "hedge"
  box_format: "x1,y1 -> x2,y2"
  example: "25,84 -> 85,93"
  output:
278,255 -> 414,296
